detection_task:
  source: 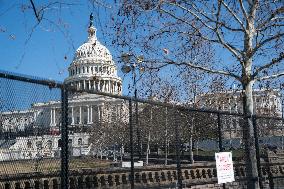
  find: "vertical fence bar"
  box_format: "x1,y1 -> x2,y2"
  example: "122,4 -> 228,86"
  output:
217,113 -> 223,152
217,113 -> 226,189
281,99 -> 284,150
135,95 -> 142,160
129,99 -> 134,189
252,116 -> 263,189
174,110 -> 182,189
60,85 -> 69,189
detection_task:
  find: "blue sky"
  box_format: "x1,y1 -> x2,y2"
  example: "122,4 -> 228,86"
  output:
1,1 -> 283,100
0,0 -> 132,92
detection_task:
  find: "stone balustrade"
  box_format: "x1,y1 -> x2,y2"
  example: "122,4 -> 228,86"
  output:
0,162 -> 246,189
0,159 -> 284,189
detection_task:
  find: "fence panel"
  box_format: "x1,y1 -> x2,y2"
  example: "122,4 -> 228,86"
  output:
1,71 -> 284,189
0,72 -> 62,188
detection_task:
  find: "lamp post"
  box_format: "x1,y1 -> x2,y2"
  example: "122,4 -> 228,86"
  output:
279,84 -> 284,150
121,53 -> 144,160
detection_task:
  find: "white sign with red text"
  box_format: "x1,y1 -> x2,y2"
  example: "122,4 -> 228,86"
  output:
215,152 -> 235,184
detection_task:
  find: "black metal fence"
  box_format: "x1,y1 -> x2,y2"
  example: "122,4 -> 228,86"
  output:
0,70 -> 283,189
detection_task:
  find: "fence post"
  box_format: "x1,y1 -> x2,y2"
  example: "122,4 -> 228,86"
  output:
129,99 -> 134,189
252,116 -> 263,189
217,113 -> 223,152
217,113 -> 226,189
60,85 -> 69,189
174,110 -> 182,189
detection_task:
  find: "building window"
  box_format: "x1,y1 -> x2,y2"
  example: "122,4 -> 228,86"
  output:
58,139 -> 62,148
46,140 -> 52,149
78,138 -> 82,145
27,140 -> 32,148
36,141 -> 43,150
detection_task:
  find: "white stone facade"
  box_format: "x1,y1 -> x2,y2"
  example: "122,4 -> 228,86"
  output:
195,89 -> 283,138
196,89 -> 282,116
0,17 -> 126,161
0,133 -> 90,161
0,110 -> 35,132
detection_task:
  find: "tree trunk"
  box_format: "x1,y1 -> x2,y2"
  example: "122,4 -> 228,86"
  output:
165,139 -> 168,165
100,145 -> 103,160
146,132 -> 150,165
165,107 -> 168,165
242,81 -> 259,189
113,145 -> 116,161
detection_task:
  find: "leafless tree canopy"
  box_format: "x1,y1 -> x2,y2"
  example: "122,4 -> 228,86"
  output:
113,0 -> 283,82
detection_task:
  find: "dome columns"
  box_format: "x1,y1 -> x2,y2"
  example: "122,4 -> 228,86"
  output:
69,79 -> 121,95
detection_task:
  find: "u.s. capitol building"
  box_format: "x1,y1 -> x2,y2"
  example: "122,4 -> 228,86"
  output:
0,17 -> 125,161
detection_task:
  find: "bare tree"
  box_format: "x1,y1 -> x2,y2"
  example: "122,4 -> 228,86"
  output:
109,1 -> 284,188
89,100 -> 129,161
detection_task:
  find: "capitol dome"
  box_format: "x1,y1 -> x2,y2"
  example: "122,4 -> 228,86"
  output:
65,15 -> 122,95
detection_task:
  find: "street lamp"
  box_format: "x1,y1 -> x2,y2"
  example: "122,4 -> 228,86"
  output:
121,53 -> 144,160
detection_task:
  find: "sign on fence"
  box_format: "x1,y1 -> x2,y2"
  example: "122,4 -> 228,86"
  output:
215,152 -> 235,184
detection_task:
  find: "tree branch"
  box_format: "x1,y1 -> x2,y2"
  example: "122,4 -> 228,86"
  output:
220,0 -> 246,30
29,0 -> 41,23
239,0 -> 248,22
253,33 -> 284,55
169,2 -> 215,30
255,72 -> 284,81
190,3 -> 243,32
165,59 -> 241,81
160,6 -> 243,64
256,6 -> 284,30
159,8 -> 218,43
257,23 -> 284,33
253,52 -> 284,78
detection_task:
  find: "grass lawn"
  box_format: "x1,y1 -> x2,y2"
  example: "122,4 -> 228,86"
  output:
0,157 -> 112,175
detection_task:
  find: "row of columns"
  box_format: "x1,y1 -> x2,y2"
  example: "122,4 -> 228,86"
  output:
50,105 -> 122,127
70,105 -> 101,125
72,79 -> 121,94
70,64 -> 115,76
